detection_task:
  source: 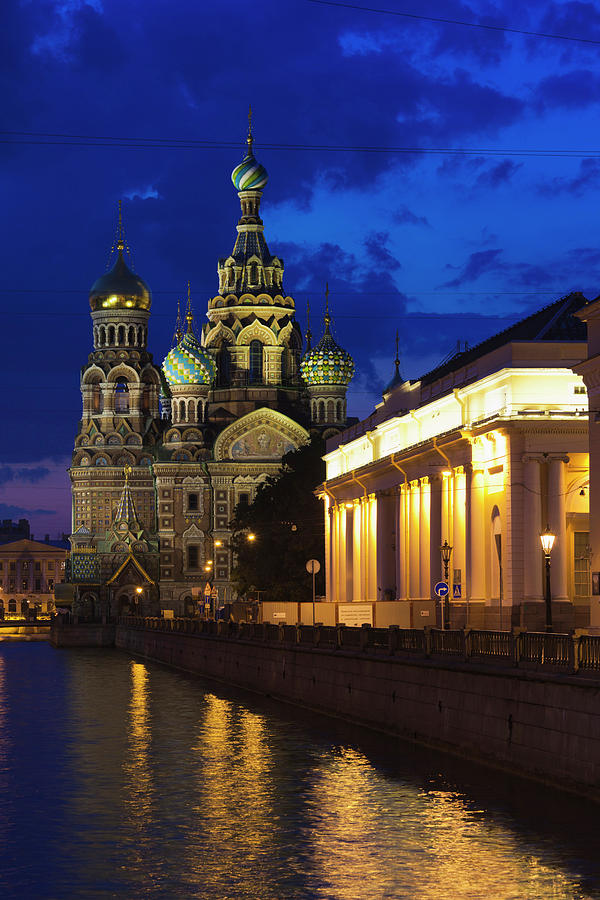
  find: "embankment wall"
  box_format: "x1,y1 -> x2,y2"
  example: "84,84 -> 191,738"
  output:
116,624 -> 600,798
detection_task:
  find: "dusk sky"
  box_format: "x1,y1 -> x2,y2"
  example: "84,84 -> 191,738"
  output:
2,0 -> 600,537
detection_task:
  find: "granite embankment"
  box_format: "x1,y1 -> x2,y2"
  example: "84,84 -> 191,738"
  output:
112,618 -> 600,799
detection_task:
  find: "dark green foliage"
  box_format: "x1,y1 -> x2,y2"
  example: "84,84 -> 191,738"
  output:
230,438 -> 326,602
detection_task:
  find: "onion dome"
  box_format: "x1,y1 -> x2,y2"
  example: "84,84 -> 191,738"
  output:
89,250 -> 152,312
163,331 -> 216,386
231,152 -> 268,191
90,203 -> 151,312
231,109 -> 268,191
301,308 -> 355,387
162,292 -> 217,386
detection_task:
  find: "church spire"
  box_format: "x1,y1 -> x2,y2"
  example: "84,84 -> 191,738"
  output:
185,280 -> 194,334
306,299 -> 312,351
114,465 -> 139,528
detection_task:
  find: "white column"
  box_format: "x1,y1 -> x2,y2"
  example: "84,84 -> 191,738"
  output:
522,456 -> 543,601
409,481 -> 420,599
469,468 -> 486,601
396,485 -> 408,600
367,494 -> 378,601
352,502 -> 362,602
325,498 -> 332,602
548,456 -> 569,601
453,468 -> 466,593
419,478 -> 431,599
429,475 -> 442,598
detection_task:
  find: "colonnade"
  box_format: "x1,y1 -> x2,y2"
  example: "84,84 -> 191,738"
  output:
326,454 -> 572,606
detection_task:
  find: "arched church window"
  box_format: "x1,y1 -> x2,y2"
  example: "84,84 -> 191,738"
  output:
92,383 -> 103,414
249,340 -> 263,384
249,263 -> 258,285
327,399 -> 334,421
128,325 -> 136,346
218,344 -> 231,386
117,325 -> 125,345
108,325 -> 115,345
115,378 -> 129,413
179,399 -> 186,422
318,400 -> 325,423
337,399 -> 343,421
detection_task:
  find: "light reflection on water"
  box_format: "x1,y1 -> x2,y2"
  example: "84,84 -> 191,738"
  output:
0,644 -> 598,900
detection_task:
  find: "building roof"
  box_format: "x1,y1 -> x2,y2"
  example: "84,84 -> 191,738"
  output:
0,539 -> 67,555
420,292 -> 588,387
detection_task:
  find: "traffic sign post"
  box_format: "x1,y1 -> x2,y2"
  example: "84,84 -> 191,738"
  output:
306,559 -> 321,625
434,581 -> 449,629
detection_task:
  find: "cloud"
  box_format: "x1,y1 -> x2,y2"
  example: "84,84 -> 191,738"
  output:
393,205 -> 430,227
0,503 -> 55,518
534,69 -> 600,112
538,158 -> 600,196
441,249 -> 504,287
0,466 -> 52,486
124,186 -> 162,201
476,159 -> 522,188
364,232 -> 402,270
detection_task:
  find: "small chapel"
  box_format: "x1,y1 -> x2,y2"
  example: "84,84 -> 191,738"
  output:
65,122 -> 355,617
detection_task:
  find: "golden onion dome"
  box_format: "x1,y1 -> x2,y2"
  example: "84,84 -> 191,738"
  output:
89,249 -> 152,312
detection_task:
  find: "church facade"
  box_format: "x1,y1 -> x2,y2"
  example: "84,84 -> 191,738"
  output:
66,127 -> 354,617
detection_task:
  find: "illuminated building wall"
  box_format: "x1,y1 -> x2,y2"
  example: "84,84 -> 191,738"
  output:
320,294 -> 593,628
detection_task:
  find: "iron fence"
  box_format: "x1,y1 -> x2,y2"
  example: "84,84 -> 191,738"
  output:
117,616 -> 600,678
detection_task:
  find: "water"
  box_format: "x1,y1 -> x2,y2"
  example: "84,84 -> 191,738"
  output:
0,644 -> 599,899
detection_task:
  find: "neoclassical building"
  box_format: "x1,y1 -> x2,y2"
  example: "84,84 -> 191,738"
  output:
320,293 -> 593,630
66,126 -> 354,616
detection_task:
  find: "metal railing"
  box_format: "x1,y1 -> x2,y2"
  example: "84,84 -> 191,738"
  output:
118,617 -> 600,676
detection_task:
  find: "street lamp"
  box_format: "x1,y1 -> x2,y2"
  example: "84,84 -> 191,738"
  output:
247,532 -> 256,542
540,526 -> 556,633
440,540 -> 453,630
135,585 -> 143,617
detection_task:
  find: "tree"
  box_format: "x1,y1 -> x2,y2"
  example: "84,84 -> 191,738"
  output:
230,438 -> 326,602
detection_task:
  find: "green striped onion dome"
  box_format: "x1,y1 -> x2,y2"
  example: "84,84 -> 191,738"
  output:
162,331 -> 217,386
231,152 -> 268,191
301,330 -> 355,386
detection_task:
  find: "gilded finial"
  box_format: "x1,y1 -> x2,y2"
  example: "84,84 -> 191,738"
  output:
306,299 -> 312,351
123,464 -> 132,483
107,199 -> 134,270
247,104 -> 253,154
185,280 -> 194,333
173,298 -> 182,345
394,329 -> 400,371
324,283 -> 331,332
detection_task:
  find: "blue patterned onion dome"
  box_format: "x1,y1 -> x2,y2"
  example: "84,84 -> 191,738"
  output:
231,152 -> 269,191
162,331 -> 217,386
301,329 -> 355,386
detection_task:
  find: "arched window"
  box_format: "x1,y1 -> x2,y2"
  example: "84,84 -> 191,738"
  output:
92,383 -> 103,414
337,399 -> 343,421
117,325 -> 125,345
218,344 -> 231,386
114,378 -> 129,413
318,400 -> 325,423
327,399 -> 334,422
179,399 -> 186,422
108,325 -> 115,345
128,325 -> 136,346
99,326 -> 106,347
249,340 -> 263,383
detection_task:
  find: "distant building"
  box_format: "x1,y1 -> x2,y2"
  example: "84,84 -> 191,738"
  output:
66,123 -> 355,618
320,293 -> 593,631
0,539 -> 66,617
0,519 -> 30,545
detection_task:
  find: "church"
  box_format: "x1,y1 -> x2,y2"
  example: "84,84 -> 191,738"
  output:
65,123 -> 354,618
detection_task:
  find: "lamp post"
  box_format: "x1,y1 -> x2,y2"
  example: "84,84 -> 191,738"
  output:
440,540 -> 453,630
540,526 -> 556,633
135,585 -> 143,618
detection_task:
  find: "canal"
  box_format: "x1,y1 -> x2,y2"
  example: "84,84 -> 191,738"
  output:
0,643 -> 599,899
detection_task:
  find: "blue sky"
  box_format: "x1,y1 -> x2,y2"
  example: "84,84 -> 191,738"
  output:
2,0 -> 600,535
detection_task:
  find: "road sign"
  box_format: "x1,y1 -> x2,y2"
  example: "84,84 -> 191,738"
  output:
453,584 -> 462,599
306,559 -> 321,575
204,582 -> 212,597
434,581 -> 449,598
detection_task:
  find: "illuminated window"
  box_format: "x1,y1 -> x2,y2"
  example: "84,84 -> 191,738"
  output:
249,340 -> 263,383
574,532 -> 591,597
